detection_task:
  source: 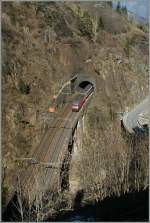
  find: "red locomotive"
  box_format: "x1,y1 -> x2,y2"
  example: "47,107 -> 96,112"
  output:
72,84 -> 94,112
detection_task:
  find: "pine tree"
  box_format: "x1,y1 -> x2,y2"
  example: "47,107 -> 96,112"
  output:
122,6 -> 127,15
116,1 -> 121,13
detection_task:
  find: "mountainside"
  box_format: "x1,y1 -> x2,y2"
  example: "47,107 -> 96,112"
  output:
2,1 -> 148,219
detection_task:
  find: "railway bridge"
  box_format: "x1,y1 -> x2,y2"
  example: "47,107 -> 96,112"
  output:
17,74 -> 95,204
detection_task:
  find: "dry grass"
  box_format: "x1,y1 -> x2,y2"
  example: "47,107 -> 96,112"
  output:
76,117 -> 148,203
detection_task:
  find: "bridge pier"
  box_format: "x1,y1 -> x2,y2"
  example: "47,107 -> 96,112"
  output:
71,117 -> 85,160
59,117 -> 85,193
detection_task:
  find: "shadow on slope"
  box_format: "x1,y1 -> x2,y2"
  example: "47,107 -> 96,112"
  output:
49,189 -> 148,222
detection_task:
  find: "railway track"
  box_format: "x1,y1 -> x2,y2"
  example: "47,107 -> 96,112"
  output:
28,110 -> 73,196
21,104 -> 71,199
43,113 -> 73,191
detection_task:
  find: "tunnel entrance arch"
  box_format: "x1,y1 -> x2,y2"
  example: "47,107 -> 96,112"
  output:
74,73 -> 96,91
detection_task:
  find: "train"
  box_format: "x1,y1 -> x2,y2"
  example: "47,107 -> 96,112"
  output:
72,84 -> 94,112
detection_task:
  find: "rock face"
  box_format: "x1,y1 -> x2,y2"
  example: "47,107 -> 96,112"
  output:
2,1 -> 148,216
138,111 -> 149,127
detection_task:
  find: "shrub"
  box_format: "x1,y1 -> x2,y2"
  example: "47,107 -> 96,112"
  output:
98,16 -> 104,30
124,37 -> 131,57
19,79 -> 30,94
15,112 -> 22,122
78,11 -> 94,40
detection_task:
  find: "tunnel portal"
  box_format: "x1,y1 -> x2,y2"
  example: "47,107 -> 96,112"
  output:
74,73 -> 96,92
69,73 -> 96,94
79,81 -> 93,89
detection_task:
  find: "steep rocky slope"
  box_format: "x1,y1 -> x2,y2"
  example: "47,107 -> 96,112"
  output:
2,1 -> 148,216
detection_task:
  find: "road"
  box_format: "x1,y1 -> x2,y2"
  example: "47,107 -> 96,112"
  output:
122,96 -> 148,134
20,94 -> 93,202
